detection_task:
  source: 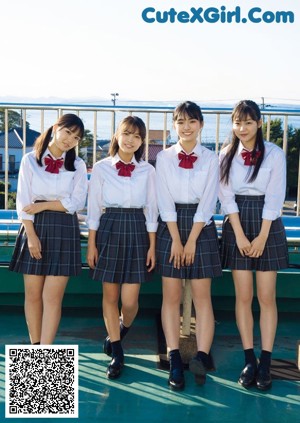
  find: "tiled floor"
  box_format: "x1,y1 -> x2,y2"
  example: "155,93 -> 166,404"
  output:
0,306 -> 299,423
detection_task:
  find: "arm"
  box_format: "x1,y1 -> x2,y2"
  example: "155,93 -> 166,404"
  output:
87,229 -> 98,269
167,221 -> 184,269
184,222 -> 205,266
146,232 -> 156,272
22,220 -> 42,260
227,212 -> 251,257
60,159 -> 88,213
22,200 -> 67,215
247,219 -> 272,258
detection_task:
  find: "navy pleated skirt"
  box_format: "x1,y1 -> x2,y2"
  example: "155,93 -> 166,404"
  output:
221,195 -> 289,271
9,210 -> 82,276
156,204 -> 222,279
91,208 -> 151,284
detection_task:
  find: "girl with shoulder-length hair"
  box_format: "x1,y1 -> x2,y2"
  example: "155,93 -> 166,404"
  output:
219,99 -> 288,391
9,113 -> 88,345
87,115 -> 158,380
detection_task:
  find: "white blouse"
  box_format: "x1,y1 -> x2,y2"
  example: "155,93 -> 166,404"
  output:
156,142 -> 219,224
16,149 -> 88,221
219,141 -> 286,220
87,153 -> 158,232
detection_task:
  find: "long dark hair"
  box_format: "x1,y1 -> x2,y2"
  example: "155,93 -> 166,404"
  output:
34,113 -> 84,171
109,116 -> 146,162
173,101 -> 204,123
220,100 -> 265,184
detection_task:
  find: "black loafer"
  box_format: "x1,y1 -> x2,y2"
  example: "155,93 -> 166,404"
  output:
168,368 -> 185,390
106,357 -> 124,379
189,357 -> 207,385
103,335 -> 112,357
256,366 -> 272,391
238,363 -> 257,388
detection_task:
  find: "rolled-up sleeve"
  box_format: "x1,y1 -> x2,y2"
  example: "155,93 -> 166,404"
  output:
194,153 -> 219,224
144,165 -> 158,232
87,163 -> 103,230
262,149 -> 286,220
218,153 -> 239,215
60,159 -> 88,214
156,153 -> 177,222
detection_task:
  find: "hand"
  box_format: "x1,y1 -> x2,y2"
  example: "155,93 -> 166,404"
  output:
27,233 -> 42,260
23,203 -> 45,215
183,239 -> 196,266
247,236 -> 266,258
146,247 -> 156,272
169,240 -> 184,269
87,244 -> 99,269
236,235 -> 251,257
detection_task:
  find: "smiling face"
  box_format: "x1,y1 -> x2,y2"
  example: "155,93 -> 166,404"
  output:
117,123 -> 143,162
232,115 -> 262,150
174,113 -> 203,150
49,125 -> 82,156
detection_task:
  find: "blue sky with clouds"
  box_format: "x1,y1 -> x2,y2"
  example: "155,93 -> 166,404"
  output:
1,0 -> 299,104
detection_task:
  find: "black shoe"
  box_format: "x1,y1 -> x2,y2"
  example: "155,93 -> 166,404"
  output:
256,366 -> 272,391
168,368 -> 185,391
189,357 -> 207,385
106,357 -> 124,379
103,335 -> 112,357
238,363 -> 257,388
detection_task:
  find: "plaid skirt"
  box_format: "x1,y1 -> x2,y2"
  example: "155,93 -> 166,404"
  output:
221,195 -> 289,271
91,208 -> 151,284
156,204 -> 222,279
9,210 -> 81,276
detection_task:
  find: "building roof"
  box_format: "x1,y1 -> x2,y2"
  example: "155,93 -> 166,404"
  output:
0,127 -> 40,148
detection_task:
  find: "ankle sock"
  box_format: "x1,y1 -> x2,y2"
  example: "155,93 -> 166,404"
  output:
169,349 -> 183,370
120,321 -> 130,340
244,348 -> 257,366
259,350 -> 272,369
111,340 -> 124,360
33,342 -> 40,345
196,351 -> 210,368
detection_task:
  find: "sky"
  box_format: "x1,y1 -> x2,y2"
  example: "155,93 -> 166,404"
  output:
0,0 -> 300,105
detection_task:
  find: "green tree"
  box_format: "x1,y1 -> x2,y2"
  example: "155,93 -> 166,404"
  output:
262,119 -> 299,197
78,129 -> 102,168
0,109 -> 30,132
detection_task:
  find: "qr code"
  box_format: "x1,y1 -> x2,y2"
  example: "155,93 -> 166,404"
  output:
5,345 -> 78,418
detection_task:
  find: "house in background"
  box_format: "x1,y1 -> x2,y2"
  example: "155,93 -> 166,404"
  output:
147,129 -> 172,166
0,127 -> 40,191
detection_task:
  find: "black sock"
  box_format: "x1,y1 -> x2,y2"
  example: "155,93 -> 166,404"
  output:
196,351 -> 210,368
169,349 -> 183,370
111,341 -> 124,360
120,322 -> 130,340
259,350 -> 272,369
244,348 -> 257,366
33,342 -> 40,345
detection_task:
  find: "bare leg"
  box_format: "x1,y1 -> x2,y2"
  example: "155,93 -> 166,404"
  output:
191,278 -> 214,353
41,276 -> 69,344
120,283 -> 141,328
161,277 -> 182,351
102,282 -> 121,342
256,271 -> 277,351
232,270 -> 254,349
24,274 -> 45,344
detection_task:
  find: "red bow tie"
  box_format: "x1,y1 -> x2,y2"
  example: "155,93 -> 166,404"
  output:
241,149 -> 261,166
116,161 -> 135,177
178,151 -> 197,169
44,155 -> 64,174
